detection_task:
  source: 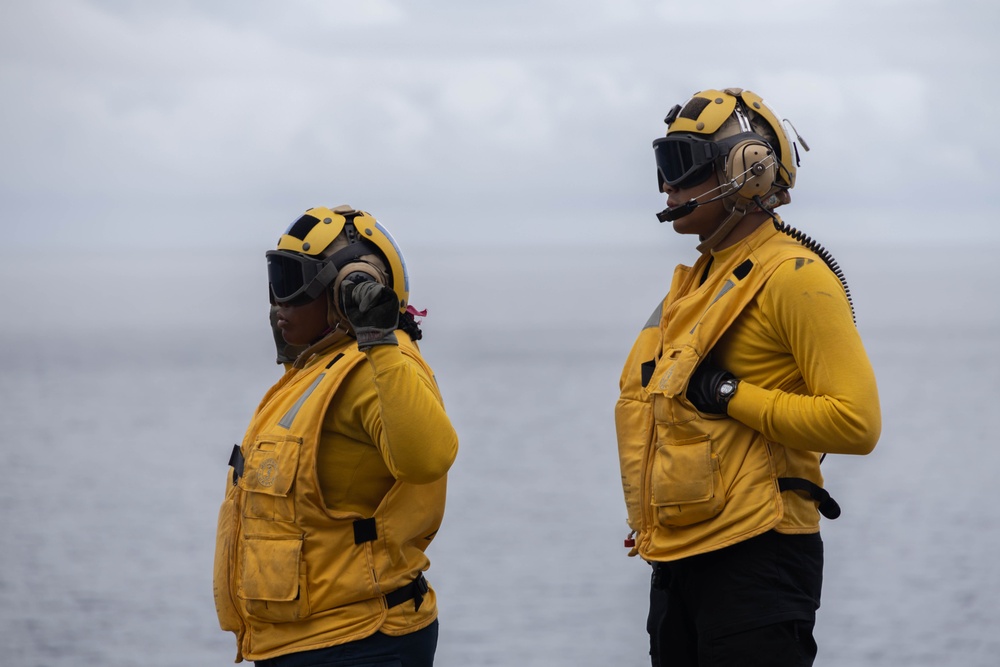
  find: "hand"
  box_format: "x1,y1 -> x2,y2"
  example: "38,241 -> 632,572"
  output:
686,357 -> 738,415
341,278 -> 399,350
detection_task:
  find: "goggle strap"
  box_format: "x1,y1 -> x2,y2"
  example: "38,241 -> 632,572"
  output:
326,241 -> 377,270
297,241 -> 382,302
698,141 -> 721,162
306,262 -> 341,300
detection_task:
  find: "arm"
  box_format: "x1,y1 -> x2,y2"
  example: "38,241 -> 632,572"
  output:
337,279 -> 458,481
725,259 -> 881,454
344,343 -> 459,484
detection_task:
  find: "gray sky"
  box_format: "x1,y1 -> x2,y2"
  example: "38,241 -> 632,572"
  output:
2,0 -> 997,252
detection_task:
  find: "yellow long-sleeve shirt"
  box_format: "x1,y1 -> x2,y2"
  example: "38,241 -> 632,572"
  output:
715,246 -> 881,456
318,343 -> 458,516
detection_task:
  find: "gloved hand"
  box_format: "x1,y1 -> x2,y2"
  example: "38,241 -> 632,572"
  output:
686,357 -> 739,415
341,278 -> 399,350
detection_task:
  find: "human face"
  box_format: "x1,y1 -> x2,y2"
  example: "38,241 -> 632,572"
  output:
274,294 -> 329,346
661,171 -> 727,239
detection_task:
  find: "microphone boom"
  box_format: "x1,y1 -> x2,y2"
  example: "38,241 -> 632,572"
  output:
657,199 -> 698,222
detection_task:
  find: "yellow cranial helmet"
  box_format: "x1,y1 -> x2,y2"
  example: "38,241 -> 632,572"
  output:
654,88 -> 801,195
266,205 -> 409,314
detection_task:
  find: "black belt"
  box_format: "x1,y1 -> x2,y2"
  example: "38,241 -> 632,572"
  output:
778,477 -> 841,519
385,573 -> 428,612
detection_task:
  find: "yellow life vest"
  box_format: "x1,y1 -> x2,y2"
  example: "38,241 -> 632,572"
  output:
615,224 -> 837,562
213,335 -> 446,662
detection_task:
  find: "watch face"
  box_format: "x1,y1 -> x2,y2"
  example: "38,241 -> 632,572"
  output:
719,380 -> 736,398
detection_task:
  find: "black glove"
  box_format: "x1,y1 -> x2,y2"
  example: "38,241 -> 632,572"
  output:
686,357 -> 739,415
341,278 -> 399,350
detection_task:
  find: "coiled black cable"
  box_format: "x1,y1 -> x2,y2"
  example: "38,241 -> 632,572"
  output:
753,195 -> 856,325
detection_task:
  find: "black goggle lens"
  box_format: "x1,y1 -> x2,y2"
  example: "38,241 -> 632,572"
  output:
653,136 -> 718,189
266,254 -> 303,299
266,251 -> 322,306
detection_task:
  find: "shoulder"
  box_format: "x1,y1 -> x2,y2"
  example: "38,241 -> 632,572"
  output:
766,254 -> 845,296
759,254 -> 854,332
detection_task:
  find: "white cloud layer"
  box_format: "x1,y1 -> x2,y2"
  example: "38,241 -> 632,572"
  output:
1,0 -> 997,250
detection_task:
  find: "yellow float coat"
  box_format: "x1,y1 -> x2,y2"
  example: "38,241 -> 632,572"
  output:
214,333 -> 457,662
615,222 -> 880,562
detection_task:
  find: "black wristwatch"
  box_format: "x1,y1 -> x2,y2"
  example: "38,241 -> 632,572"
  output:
717,377 -> 739,408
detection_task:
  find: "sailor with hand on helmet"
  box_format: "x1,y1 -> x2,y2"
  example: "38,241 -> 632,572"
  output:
214,206 -> 458,666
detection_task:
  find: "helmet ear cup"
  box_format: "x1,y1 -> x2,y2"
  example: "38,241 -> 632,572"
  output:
725,139 -> 777,201
330,260 -> 389,324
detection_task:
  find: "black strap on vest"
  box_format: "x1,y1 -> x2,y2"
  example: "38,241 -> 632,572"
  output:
699,257 -> 714,285
353,518 -> 378,544
354,520 -> 427,610
228,445 -> 245,486
778,477 -> 841,520
641,360 -> 656,388
385,573 -> 428,612
733,259 -> 754,280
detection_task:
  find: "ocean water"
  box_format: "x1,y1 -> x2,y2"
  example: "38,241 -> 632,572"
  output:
1,239 -> 997,666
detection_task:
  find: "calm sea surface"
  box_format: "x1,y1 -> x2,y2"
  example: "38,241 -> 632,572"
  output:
1,239 -> 997,666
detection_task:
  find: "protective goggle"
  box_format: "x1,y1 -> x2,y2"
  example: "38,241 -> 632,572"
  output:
266,250 -> 336,306
652,134 -> 724,190
653,132 -> 764,190
266,242 -> 380,306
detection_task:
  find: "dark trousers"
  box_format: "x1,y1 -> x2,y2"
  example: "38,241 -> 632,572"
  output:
255,620 -> 438,667
648,531 -> 823,667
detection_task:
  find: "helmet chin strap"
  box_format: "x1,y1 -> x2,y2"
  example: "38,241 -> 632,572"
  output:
291,325 -> 351,368
695,207 -> 746,254
288,293 -> 351,369
693,156 -> 783,253
326,289 -> 352,334
694,192 -> 784,253
694,167 -> 752,253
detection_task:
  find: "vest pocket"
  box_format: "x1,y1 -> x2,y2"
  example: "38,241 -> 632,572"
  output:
239,435 -> 302,522
239,534 -> 310,623
651,434 -> 726,527
212,493 -> 241,632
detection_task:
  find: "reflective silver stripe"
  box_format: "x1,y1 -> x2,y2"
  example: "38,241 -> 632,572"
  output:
689,280 -> 734,334
278,373 -> 325,429
643,299 -> 665,330
710,280 -> 735,306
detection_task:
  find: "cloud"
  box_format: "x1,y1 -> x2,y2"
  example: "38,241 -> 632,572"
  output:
1,0 -> 998,250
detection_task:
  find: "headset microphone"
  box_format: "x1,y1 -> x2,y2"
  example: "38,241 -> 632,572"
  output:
656,199 -> 698,222
655,152 -> 771,224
